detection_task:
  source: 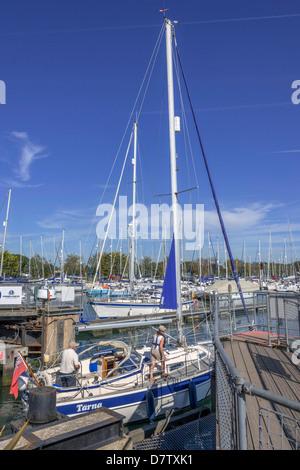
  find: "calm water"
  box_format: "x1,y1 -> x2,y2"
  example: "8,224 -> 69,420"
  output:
0,387 -> 25,436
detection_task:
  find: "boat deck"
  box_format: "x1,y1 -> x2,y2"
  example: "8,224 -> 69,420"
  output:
221,332 -> 300,450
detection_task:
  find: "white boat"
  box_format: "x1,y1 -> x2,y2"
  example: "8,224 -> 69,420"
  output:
19,17 -> 213,426
19,338 -> 212,424
90,297 -> 194,318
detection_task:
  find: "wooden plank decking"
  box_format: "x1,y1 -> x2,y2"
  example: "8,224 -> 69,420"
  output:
221,333 -> 300,450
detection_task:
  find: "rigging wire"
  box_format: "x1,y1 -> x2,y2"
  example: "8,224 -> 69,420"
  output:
82,23 -> 165,259
92,131 -> 134,285
173,29 -> 252,326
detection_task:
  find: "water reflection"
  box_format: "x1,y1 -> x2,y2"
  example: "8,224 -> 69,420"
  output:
0,387 -> 25,436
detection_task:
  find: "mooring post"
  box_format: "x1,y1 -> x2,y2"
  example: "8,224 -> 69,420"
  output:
235,374 -> 247,450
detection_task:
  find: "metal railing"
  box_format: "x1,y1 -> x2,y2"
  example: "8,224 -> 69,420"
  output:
267,292 -> 300,349
213,291 -> 300,450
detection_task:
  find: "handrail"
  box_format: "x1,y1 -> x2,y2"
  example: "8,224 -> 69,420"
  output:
243,382 -> 300,412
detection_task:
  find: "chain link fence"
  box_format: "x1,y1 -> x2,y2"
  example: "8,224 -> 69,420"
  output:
133,412 -> 216,450
259,406 -> 300,450
215,348 -> 237,449
268,293 -> 300,350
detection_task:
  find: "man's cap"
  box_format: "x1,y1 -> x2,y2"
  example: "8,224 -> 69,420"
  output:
69,341 -> 79,348
158,325 -> 166,332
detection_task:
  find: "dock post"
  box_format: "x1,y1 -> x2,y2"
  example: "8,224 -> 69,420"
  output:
235,374 -> 247,450
41,312 -> 79,366
267,294 -> 272,347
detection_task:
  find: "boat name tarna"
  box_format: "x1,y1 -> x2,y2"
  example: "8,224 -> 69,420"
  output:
76,402 -> 102,413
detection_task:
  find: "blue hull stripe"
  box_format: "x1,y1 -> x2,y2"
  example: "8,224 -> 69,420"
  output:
56,372 -> 210,416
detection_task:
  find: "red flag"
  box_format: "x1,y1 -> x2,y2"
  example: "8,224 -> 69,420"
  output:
9,353 -> 27,399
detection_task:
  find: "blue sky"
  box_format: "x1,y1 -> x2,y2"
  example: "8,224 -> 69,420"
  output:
0,0 -> 300,267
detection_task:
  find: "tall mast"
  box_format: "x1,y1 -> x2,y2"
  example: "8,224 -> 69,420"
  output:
130,121 -> 137,296
0,188 -> 11,278
53,237 -> 56,277
208,232 -> 211,276
20,235 -> 22,278
284,237 -> 288,276
79,239 -> 82,284
287,218 -> 295,277
244,240 -> 246,279
41,234 -> 44,279
199,230 -> 202,283
120,228 -> 123,277
224,240 -> 228,279
165,18 -> 183,344
267,230 -> 272,279
29,239 -> 31,279
61,228 -> 65,281
217,237 -> 220,279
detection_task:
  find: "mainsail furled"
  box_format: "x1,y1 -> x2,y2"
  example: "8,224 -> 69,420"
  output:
160,236 -> 177,310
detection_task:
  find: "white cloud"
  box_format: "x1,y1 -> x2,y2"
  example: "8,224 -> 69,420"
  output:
11,131 -> 28,140
204,203 -> 279,232
0,178 -> 42,189
263,149 -> 300,155
36,208 -> 92,230
10,131 -> 48,183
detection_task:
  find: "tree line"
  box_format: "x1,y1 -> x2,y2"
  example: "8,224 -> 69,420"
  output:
0,249 -> 298,281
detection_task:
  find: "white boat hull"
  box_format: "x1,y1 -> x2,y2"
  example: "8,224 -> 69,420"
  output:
91,300 -> 193,318
22,342 -> 212,425
53,370 -> 210,424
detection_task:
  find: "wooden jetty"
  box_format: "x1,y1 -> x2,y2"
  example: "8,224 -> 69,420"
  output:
220,331 -> 300,450
0,304 -> 82,320
3,400 -> 211,451
1,407 -> 128,450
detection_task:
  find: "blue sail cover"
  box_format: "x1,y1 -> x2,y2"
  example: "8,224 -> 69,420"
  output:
160,237 -> 177,310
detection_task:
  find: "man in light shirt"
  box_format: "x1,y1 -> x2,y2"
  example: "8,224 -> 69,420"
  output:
59,341 -> 80,387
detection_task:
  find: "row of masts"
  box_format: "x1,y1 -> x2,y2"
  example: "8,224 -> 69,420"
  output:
0,217 -> 83,282
0,190 -> 298,282
207,232 -> 299,279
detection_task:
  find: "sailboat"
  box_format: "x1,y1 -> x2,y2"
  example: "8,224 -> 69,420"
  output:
89,114 -> 193,319
18,17 -> 213,425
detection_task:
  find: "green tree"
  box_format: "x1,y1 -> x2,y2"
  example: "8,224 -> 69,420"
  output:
64,254 -> 80,276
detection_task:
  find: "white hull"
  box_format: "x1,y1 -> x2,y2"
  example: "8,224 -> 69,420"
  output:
21,341 -> 212,425
55,370 -> 211,424
91,300 -> 193,319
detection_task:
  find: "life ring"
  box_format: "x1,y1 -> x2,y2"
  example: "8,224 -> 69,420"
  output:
193,299 -> 199,308
35,371 -> 53,387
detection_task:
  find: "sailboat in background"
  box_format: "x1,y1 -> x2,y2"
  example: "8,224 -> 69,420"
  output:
0,189 -> 11,280
89,120 -> 193,319
19,17 -> 213,425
